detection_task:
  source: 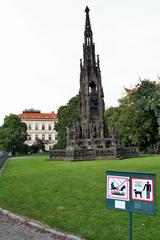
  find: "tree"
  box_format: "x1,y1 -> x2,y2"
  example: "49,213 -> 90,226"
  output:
132,80 -> 160,152
0,114 -> 27,155
36,139 -> 45,152
104,106 -> 121,137
29,144 -> 39,154
105,80 -> 160,152
28,139 -> 46,154
20,143 -> 30,155
54,95 -> 80,149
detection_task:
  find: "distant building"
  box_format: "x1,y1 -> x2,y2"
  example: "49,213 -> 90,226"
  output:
124,86 -> 139,95
18,109 -> 57,151
123,77 -> 160,97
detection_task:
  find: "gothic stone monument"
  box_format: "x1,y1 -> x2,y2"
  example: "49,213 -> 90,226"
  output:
50,6 -> 138,161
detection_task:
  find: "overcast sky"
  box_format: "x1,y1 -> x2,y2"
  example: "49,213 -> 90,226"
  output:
0,0 -> 160,125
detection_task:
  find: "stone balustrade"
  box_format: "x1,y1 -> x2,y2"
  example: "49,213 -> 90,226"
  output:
50,146 -> 139,161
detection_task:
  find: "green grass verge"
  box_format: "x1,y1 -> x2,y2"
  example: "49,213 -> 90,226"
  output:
0,156 -> 159,240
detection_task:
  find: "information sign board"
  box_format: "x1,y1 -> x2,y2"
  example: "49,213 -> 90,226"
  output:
106,171 -> 156,215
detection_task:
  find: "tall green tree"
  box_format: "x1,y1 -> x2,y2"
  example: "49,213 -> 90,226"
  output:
105,80 -> 160,152
0,114 -> 27,155
54,95 -> 80,149
132,80 -> 160,151
36,139 -> 45,152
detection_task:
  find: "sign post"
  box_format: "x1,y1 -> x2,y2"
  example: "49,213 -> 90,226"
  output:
128,211 -> 132,240
106,171 -> 156,239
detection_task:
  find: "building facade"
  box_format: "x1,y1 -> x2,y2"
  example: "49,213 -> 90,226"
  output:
18,110 -> 57,151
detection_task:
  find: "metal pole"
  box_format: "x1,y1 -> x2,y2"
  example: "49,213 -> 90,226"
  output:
128,212 -> 132,240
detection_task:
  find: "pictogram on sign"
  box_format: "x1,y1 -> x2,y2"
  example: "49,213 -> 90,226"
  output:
107,175 -> 130,201
131,178 -> 154,202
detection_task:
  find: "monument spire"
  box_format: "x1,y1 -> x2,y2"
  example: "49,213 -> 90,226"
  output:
85,7 -> 92,34
77,6 -> 108,142
83,6 -> 96,69
84,6 -> 93,46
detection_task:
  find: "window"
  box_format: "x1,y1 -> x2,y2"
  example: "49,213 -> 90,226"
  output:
89,81 -> 97,93
35,135 -> 39,141
49,134 -> 52,141
48,125 -> 51,130
28,124 -> 32,130
35,124 -> 38,130
42,124 -> 45,130
42,135 -> 45,141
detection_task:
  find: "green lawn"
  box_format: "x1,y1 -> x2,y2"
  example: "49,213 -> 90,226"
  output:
0,156 -> 159,240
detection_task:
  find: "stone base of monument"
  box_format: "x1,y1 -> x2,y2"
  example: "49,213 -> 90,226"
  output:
49,147 -> 139,161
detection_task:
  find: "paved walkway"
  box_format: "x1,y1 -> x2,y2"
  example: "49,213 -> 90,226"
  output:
0,210 -> 81,240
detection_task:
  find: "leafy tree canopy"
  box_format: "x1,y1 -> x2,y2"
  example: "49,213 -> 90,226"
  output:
0,114 -> 27,155
54,95 -> 80,149
105,80 -> 160,152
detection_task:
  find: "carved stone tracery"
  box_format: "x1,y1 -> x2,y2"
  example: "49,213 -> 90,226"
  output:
67,7 -> 111,150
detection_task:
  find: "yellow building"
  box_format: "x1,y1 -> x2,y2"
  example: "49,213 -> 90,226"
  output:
18,110 -> 57,151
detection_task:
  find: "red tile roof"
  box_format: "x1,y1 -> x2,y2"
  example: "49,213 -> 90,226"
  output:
18,112 -> 57,120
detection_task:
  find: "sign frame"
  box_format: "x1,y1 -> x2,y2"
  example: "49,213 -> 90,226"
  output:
106,170 -> 156,240
106,170 -> 156,215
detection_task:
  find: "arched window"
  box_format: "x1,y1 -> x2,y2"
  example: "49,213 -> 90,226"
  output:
89,81 -> 97,94
89,81 -> 98,112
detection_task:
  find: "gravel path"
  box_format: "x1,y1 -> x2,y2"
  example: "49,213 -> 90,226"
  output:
0,210 -> 81,240
0,211 -> 61,240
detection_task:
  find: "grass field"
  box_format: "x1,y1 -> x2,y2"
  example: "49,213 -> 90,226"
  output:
0,155 -> 159,240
